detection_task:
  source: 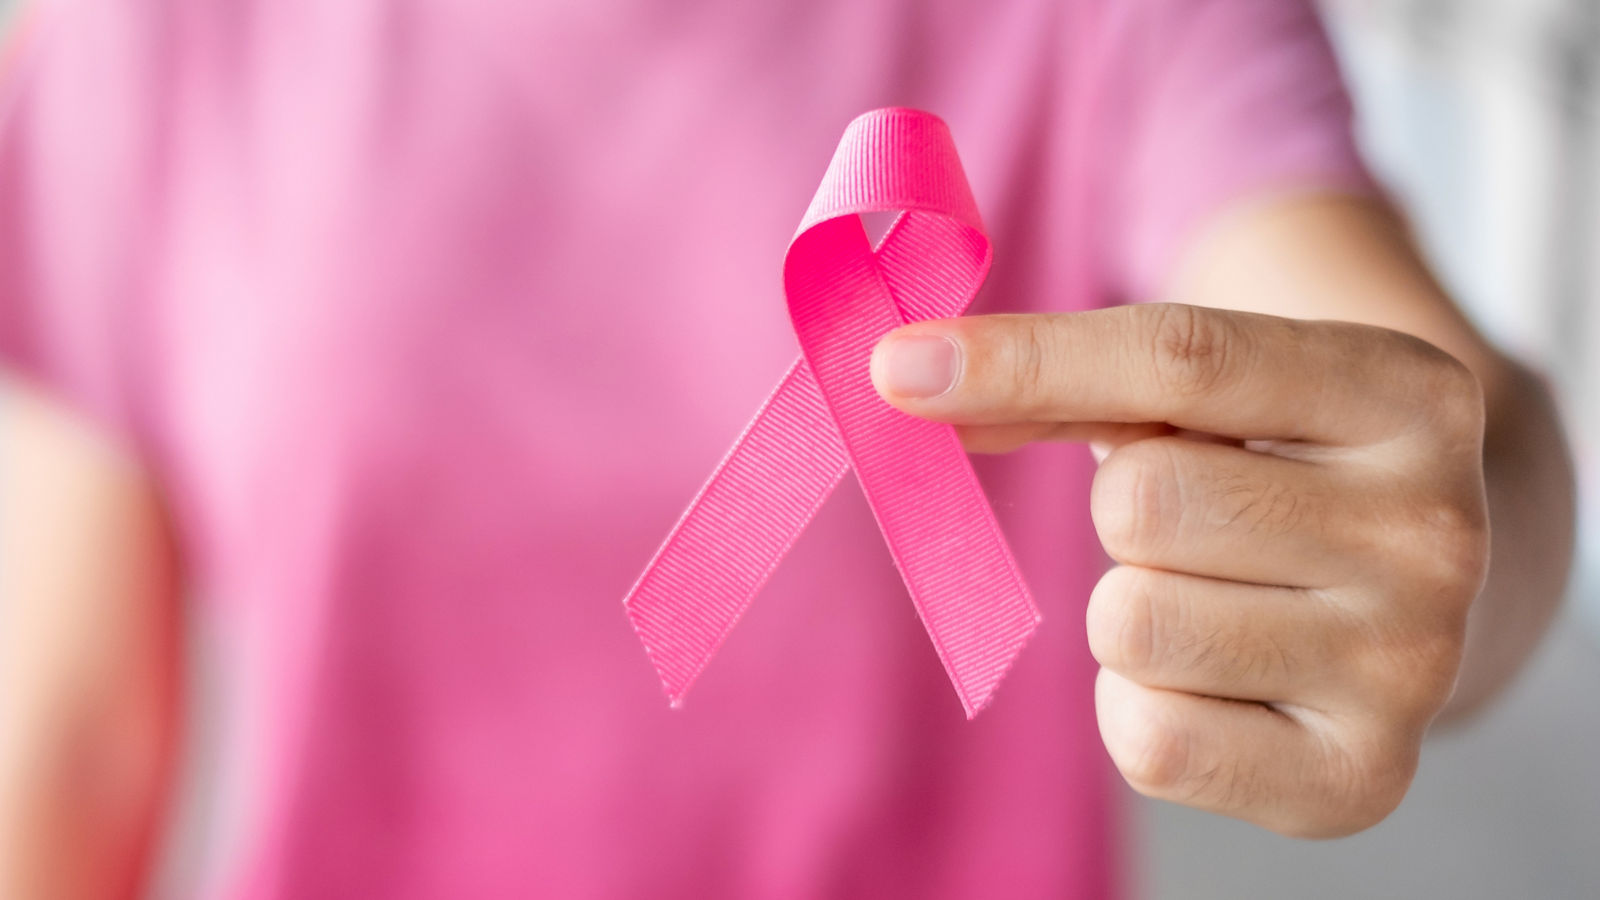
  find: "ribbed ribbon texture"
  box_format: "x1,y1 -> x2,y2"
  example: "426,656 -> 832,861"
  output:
624,108 -> 1040,718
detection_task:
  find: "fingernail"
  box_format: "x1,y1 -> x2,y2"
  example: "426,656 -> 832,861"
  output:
1089,442 -> 1111,464
880,335 -> 959,398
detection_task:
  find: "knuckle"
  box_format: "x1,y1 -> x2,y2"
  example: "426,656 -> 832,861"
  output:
1148,304 -> 1236,399
1322,734 -> 1418,835
1206,468 -> 1312,541
1091,440 -> 1183,561
1244,712 -> 1421,839
1243,628 -> 1297,692
1394,489 -> 1491,607
1087,568 -> 1161,673
1178,756 -> 1248,811
1428,353 -> 1487,437
1393,334 -> 1486,444
1409,634 -> 1467,718
994,315 -> 1060,417
1110,712 -> 1195,796
1360,615 -> 1467,722
1431,495 -> 1492,593
1113,710 -> 1254,811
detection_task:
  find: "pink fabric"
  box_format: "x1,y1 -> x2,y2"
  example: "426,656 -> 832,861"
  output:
0,1 -> 1371,897
628,109 -> 1039,716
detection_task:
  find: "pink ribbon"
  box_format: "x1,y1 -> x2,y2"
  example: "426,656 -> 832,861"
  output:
625,108 -> 1040,717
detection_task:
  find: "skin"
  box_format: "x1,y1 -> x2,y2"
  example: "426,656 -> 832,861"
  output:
872,193 -> 1575,837
0,381 -> 181,899
0,192 -> 1575,892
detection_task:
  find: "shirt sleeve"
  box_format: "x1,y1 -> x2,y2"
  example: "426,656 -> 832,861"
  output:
0,2 -> 159,439
1106,0 -> 1380,303
0,14 -> 42,376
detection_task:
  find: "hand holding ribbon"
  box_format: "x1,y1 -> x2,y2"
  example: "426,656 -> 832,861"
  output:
624,108 -> 1040,717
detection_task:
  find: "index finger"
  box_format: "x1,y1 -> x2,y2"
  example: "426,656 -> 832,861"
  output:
869,304 -> 1472,445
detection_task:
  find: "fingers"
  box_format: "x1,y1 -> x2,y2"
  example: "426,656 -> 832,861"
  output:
872,304 -> 1480,446
1090,437 -> 1364,588
1089,563 -> 1464,730
1095,669 -> 1415,837
1087,566 -> 1356,707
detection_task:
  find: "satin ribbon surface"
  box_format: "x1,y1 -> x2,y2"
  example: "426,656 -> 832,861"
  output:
625,108 -> 1040,717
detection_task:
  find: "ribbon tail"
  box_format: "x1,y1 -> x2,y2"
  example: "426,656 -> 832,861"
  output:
623,358 -> 849,705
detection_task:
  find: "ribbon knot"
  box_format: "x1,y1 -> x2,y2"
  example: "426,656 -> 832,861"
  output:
625,108 -> 1040,717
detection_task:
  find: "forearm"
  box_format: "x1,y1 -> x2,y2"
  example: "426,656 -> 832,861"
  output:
1440,359 -> 1575,720
0,381 -> 182,898
0,722 -> 176,900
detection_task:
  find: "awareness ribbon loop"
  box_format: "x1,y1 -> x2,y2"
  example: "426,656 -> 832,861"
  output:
625,108 -> 1040,717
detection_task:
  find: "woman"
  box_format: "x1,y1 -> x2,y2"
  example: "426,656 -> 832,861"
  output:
0,0 -> 1574,897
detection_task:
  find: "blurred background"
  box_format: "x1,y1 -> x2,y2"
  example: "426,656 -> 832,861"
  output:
0,0 -> 1596,897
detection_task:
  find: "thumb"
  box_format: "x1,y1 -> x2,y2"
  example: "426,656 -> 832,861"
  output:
869,315 -> 1072,426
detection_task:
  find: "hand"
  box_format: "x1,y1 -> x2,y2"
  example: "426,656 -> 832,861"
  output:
871,303 -> 1490,837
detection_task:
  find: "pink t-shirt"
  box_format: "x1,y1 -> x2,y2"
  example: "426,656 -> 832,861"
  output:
0,1 -> 1371,896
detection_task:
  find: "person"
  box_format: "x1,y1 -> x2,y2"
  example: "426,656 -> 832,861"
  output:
0,0 -> 1575,897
